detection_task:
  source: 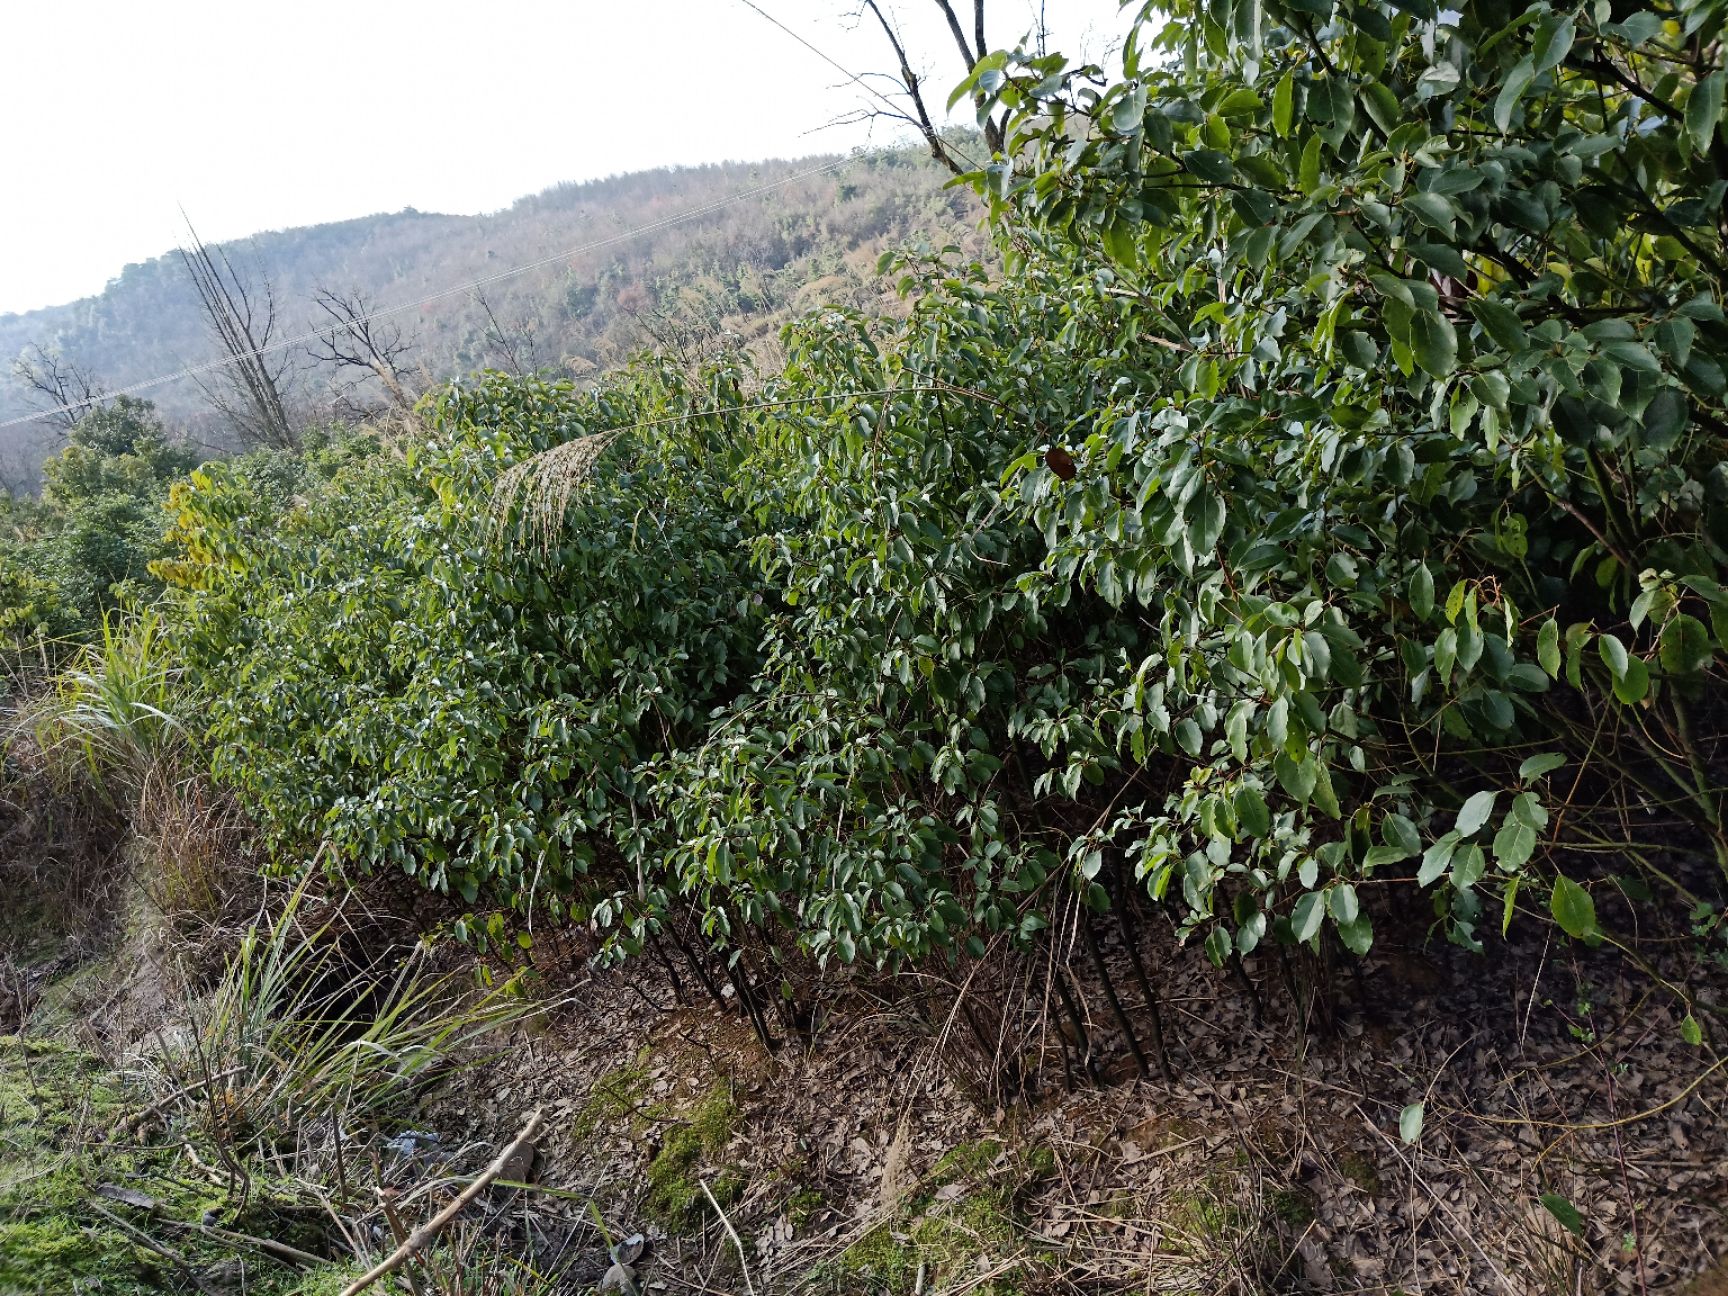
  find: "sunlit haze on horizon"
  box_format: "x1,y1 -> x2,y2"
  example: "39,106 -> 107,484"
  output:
0,0 -> 1128,315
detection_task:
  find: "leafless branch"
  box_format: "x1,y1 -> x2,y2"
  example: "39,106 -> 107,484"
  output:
337,1108 -> 545,1296
859,0 -> 967,174
178,218 -> 298,451
10,344 -> 104,433
473,289 -> 540,377
926,0 -> 1005,150
934,0 -> 979,66
856,0 -> 1005,168
309,288 -> 418,413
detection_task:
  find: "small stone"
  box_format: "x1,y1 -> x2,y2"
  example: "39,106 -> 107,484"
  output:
599,1261 -> 638,1293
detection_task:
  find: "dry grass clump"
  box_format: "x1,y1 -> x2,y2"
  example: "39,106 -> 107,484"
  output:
488,429 -> 620,555
0,609 -> 252,985
0,710 -> 130,958
147,880 -> 541,1184
131,757 -> 251,929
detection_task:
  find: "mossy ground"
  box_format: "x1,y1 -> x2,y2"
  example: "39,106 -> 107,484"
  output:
566,1059 -> 750,1229
0,1035 -> 337,1296
643,1084 -> 743,1226
820,1137 -> 1056,1296
786,1186 -> 826,1229
1169,1182 -> 1245,1254
569,1055 -> 653,1142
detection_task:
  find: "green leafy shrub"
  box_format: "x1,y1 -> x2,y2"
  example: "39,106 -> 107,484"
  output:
0,397 -> 198,652
165,373 -> 765,926
924,0 -> 1728,957
162,0 -> 1728,987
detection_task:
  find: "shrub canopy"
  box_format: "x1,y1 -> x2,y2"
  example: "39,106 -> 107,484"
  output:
161,0 -> 1728,971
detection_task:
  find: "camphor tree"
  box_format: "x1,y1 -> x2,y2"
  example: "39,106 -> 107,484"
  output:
946,0 -> 1728,958
161,0 -> 1728,1068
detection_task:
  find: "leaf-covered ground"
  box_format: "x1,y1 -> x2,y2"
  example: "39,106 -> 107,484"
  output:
2,886 -> 1724,1295
419,922 -> 1728,1294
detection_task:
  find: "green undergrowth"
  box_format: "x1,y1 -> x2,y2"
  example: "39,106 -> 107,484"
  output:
644,1084 -> 742,1226
280,1266 -> 373,1296
0,1036 -> 313,1296
0,1031 -> 534,1296
820,1137 -> 1057,1296
1169,1180 -> 1249,1257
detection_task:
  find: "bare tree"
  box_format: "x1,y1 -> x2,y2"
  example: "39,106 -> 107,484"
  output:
178,219 -> 298,450
472,289 -> 541,377
853,0 -> 1006,174
929,0 -> 1007,153
10,345 -> 104,433
309,288 -> 419,414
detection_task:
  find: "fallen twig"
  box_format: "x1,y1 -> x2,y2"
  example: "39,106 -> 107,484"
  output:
702,1177 -> 757,1296
87,1201 -> 220,1296
338,1107 -> 545,1296
114,1066 -> 246,1139
187,1221 -> 324,1269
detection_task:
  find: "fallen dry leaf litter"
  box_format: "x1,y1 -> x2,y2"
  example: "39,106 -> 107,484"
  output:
422,920 -> 1728,1294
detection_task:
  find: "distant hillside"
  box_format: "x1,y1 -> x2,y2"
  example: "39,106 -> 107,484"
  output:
0,145 -> 981,484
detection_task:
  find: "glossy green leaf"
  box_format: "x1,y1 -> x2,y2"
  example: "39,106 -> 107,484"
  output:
1659,614 -> 1712,674
1688,71 -> 1724,151
1411,311 -> 1458,377
1291,890 -> 1326,942
1235,783 -> 1272,837
1457,790 -> 1498,837
1537,618 -> 1560,678
1272,71 -> 1295,136
1519,752 -> 1566,781
1493,57 -> 1535,132
1550,875 -> 1599,940
1298,134 -> 1323,194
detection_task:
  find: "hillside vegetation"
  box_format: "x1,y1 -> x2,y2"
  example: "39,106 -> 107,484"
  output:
4,0 -> 1728,1292
0,147 -> 982,484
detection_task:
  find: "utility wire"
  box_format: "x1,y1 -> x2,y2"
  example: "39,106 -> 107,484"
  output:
731,0 -> 984,171
5,2 -> 976,434
1,155 -> 856,431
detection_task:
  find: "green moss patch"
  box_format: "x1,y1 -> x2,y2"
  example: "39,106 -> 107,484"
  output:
0,1035 -> 335,1296
821,1136 -> 1054,1296
644,1084 -> 743,1226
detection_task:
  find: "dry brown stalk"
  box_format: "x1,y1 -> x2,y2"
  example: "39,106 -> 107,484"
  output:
337,1107 -> 545,1296
701,1176 -> 757,1296
182,1220 -> 325,1269
113,1065 -> 245,1140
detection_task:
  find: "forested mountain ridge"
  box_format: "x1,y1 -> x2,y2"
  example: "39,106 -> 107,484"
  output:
0,147 -> 979,483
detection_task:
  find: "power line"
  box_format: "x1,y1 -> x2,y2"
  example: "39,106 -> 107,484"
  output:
731,0 -> 984,171
5,3 -> 975,435
1,155 -> 855,431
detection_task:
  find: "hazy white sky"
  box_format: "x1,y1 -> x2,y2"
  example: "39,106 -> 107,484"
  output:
0,0 -> 1128,316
